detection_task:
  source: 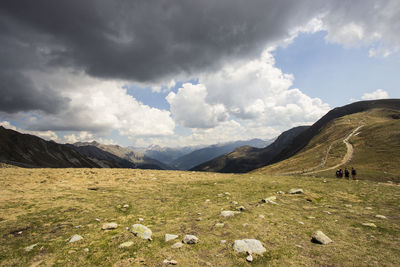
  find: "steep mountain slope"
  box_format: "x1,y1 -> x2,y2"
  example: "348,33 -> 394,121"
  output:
191,127 -> 308,173
72,141 -> 170,170
66,144 -> 136,168
0,126 -> 100,168
258,106 -> 400,182
171,138 -> 273,170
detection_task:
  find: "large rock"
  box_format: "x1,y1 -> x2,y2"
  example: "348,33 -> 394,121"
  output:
165,234 -> 179,242
102,222 -> 118,230
232,239 -> 266,254
311,231 -> 333,244
69,234 -> 83,243
129,224 -> 152,240
183,234 -> 199,244
220,210 -> 240,217
289,188 -> 304,194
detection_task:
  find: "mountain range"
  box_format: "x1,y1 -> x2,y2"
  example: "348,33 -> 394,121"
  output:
1,99 -> 399,177
192,99 -> 400,175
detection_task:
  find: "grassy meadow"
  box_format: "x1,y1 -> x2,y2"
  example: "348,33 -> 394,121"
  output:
1,167 -> 400,266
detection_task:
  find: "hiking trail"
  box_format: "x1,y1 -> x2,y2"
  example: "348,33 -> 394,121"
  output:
280,125 -> 363,176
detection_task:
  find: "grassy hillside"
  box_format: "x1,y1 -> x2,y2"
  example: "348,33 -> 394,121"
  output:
258,108 -> 400,182
1,168 -> 400,266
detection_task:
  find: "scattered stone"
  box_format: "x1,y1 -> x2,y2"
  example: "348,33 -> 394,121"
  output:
25,244 -> 38,252
215,223 -> 225,228
323,211 -> 332,215
262,196 -> 276,203
217,193 -> 223,197
344,204 -> 352,208
220,240 -> 227,244
236,206 -> 246,211
277,191 -> 284,194
289,188 -> 304,194
68,250 -> 76,254
298,221 -> 304,225
262,196 -> 277,204
307,216 -> 316,219
375,215 -> 387,219
129,224 -> 152,240
233,239 -> 266,254
74,225 -> 83,228
138,218 -> 144,222
362,223 -> 377,228
165,234 -> 179,242
84,248 -> 89,252
128,178 -> 135,182
311,231 -> 333,245
258,215 -> 265,219
151,177 -> 157,180
220,210 -> 240,217
365,207 -> 373,210
69,234 -> 83,243
183,235 -> 199,244
246,254 -> 253,262
171,242 -> 184,249
102,223 -> 118,230
232,201 -> 238,205
242,223 -> 249,227
205,199 -> 211,202
225,192 -> 231,196
197,212 -> 202,215
295,244 -> 303,248
119,241 -> 134,248
123,204 -> 129,208
163,259 -> 178,265
196,218 -> 202,221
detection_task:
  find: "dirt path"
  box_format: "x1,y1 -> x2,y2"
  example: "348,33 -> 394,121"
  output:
307,125 -> 363,174
280,125 -> 363,176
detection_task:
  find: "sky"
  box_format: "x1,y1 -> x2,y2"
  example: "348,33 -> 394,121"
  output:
0,0 -> 399,148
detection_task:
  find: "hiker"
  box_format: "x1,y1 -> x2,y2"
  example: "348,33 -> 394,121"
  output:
351,167 -> 357,180
335,169 -> 340,178
344,168 -> 350,179
339,169 -> 343,178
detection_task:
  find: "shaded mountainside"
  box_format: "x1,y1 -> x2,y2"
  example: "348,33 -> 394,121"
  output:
171,138 -> 273,170
72,141 -> 170,170
0,126 -> 100,168
191,127 -> 308,173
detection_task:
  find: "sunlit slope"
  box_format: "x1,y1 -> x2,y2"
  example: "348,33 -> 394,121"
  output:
257,108 -> 400,182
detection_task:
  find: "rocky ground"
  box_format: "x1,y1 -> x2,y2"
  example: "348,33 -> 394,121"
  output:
1,168 -> 400,266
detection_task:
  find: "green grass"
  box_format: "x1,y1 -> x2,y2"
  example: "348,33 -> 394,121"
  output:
1,168 -> 400,266
259,108 -> 400,182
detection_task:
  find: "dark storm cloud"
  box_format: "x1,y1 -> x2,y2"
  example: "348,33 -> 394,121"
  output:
0,0 -> 323,84
0,71 -> 69,114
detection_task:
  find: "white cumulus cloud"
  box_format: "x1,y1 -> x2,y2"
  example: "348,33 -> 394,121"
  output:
361,89 -> 389,100
166,83 -> 229,129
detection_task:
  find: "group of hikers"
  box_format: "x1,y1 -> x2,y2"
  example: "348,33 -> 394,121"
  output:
336,167 -> 357,179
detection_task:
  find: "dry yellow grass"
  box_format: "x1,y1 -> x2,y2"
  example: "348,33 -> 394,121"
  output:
1,167 -> 400,266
